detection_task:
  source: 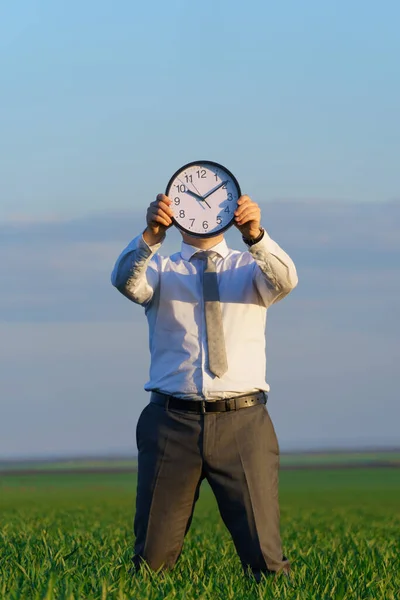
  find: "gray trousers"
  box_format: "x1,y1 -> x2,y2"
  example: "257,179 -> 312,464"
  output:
133,399 -> 289,576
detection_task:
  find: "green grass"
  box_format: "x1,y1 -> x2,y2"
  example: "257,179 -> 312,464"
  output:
1,469 -> 399,599
0,459 -> 138,473
280,451 -> 400,466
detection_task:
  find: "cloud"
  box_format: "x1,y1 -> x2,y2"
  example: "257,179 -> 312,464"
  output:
1,214 -> 63,225
2,201 -> 399,324
1,201 -> 399,456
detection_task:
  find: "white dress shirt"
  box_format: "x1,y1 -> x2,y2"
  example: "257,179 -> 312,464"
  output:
111,231 -> 298,400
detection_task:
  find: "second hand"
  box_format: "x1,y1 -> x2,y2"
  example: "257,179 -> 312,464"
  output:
187,177 -> 211,209
192,181 -> 211,208
178,177 -> 211,208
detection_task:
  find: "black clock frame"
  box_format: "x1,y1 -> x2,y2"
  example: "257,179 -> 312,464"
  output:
165,160 -> 242,238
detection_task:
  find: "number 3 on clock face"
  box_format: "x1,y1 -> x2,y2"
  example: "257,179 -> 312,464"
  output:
165,160 -> 241,238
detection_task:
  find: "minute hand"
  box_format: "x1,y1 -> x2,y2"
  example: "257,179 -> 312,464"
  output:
186,189 -> 205,201
202,180 -> 228,200
186,188 -> 211,208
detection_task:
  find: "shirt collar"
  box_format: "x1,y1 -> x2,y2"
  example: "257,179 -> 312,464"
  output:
180,238 -> 230,261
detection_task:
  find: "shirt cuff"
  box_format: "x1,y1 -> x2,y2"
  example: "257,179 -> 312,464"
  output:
140,232 -> 165,254
248,230 -> 276,255
115,233 -> 164,265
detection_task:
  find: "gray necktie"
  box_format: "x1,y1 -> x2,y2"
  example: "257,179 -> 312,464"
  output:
195,252 -> 228,378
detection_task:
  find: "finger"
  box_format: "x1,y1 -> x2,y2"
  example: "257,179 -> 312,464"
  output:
157,200 -> 174,217
150,207 -> 172,221
151,200 -> 174,217
236,195 -> 252,206
235,208 -> 260,224
236,204 -> 260,216
235,206 -> 260,221
150,214 -> 172,227
235,211 -> 260,225
235,201 -> 252,214
235,200 -> 257,216
157,193 -> 172,205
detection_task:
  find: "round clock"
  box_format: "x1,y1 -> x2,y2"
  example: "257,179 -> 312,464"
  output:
165,160 -> 241,238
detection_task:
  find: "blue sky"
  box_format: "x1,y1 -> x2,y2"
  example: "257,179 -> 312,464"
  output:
1,2 -> 399,457
1,0 -> 400,219
1,201 -> 399,458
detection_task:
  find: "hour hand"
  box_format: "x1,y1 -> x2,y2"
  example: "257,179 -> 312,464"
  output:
203,180 -> 228,200
186,189 -> 204,201
186,188 -> 211,208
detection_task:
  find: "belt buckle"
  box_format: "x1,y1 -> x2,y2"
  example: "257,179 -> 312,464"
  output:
200,401 -> 206,414
225,398 -> 236,412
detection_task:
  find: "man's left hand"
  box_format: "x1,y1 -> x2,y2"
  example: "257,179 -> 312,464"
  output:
234,195 -> 262,240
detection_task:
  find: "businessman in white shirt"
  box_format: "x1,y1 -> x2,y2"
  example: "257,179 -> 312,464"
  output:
111,193 -> 298,581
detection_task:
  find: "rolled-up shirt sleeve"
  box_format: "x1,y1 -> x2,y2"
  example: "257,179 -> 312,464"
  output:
111,234 -> 163,305
248,231 -> 298,307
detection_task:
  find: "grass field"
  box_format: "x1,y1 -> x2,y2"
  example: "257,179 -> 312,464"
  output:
1,469 -> 399,599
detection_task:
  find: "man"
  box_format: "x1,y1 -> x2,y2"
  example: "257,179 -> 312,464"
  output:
111,192 -> 298,580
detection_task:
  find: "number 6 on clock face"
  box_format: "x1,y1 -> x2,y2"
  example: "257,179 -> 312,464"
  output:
165,160 -> 241,238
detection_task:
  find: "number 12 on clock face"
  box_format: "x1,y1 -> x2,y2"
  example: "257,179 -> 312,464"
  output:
165,160 -> 241,238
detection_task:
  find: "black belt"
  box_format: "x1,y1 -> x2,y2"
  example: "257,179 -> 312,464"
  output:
150,391 -> 267,414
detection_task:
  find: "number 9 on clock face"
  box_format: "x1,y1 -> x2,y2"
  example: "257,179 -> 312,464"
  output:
165,160 -> 241,238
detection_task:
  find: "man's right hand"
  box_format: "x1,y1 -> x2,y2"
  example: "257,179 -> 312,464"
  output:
143,194 -> 174,245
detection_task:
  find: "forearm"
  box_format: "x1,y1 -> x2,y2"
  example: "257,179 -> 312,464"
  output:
142,226 -> 166,247
111,233 -> 163,304
248,231 -> 298,304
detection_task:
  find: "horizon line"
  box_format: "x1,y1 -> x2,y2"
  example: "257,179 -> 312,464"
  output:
1,445 -> 399,464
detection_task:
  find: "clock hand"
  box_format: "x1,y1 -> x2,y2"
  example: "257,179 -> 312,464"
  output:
190,180 -> 204,198
185,181 -> 212,208
184,189 -> 211,209
202,180 -> 228,200
177,177 -> 212,208
185,189 -> 204,201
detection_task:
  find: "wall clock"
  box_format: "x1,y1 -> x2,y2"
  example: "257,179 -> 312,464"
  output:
165,160 -> 241,238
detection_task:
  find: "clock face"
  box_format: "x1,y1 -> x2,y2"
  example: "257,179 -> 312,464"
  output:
165,160 -> 241,238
